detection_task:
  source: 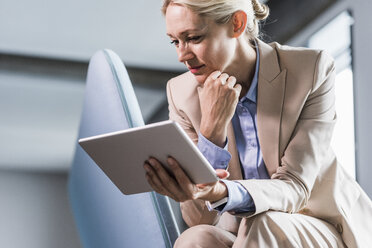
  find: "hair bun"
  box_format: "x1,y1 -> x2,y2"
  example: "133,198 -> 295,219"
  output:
252,0 -> 269,20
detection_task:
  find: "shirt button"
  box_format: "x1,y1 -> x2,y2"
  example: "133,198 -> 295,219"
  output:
248,141 -> 256,147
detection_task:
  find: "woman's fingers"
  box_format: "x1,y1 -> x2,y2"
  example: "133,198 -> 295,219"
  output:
205,70 -> 222,85
147,158 -> 188,201
144,162 -> 174,196
215,169 -> 230,179
196,169 -> 228,190
227,76 -> 237,88
167,157 -> 197,200
166,157 -> 219,200
205,71 -> 236,87
234,83 -> 242,96
216,73 -> 229,85
145,157 -> 228,202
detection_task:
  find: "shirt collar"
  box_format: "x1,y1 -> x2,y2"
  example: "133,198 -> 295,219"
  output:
240,40 -> 260,103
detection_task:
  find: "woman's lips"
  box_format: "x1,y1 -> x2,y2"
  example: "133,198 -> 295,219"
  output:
189,65 -> 205,74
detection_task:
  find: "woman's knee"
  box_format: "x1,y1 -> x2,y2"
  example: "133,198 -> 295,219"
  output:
240,211 -> 343,248
244,212 -> 293,247
174,224 -> 235,248
174,225 -> 214,248
251,211 -> 288,228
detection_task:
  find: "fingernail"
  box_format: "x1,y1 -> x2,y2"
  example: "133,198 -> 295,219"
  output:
167,157 -> 174,166
148,159 -> 155,166
212,71 -> 221,80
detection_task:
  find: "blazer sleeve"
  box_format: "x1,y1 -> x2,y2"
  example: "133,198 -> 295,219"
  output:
236,50 -> 337,216
166,80 -> 220,227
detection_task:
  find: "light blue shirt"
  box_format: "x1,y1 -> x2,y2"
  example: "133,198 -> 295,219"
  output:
197,43 -> 269,213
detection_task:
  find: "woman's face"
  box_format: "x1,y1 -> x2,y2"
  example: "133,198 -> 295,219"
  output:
165,4 -> 237,84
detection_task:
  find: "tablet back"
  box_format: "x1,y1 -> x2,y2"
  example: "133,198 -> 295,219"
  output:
68,49 -> 184,248
79,121 -> 218,195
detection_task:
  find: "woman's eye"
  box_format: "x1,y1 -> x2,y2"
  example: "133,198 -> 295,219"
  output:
170,40 -> 179,46
187,36 -> 202,42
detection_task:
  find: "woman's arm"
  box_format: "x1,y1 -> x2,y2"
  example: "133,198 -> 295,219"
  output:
236,50 -> 337,216
164,71 -> 243,226
166,78 -> 221,227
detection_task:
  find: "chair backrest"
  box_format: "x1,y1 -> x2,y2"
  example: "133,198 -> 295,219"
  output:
68,49 -> 182,248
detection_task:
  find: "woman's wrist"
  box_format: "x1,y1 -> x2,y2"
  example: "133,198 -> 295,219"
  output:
208,181 -> 228,203
200,123 -> 227,148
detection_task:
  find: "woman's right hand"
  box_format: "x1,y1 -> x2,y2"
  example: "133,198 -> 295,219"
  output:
199,71 -> 242,147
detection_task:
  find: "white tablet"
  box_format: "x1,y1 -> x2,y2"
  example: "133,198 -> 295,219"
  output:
78,120 -> 218,195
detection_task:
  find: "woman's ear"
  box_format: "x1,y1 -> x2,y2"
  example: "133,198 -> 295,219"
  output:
232,10 -> 248,38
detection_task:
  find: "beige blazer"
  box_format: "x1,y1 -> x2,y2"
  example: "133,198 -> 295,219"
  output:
166,39 -> 372,248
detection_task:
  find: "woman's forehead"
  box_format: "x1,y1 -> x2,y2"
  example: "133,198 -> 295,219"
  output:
165,4 -> 209,37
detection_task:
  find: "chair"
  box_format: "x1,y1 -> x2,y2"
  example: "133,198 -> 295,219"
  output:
68,49 -> 186,248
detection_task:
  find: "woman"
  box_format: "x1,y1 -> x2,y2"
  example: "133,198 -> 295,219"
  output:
143,0 -> 372,247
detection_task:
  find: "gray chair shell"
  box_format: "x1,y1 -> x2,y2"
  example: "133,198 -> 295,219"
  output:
68,49 -> 183,248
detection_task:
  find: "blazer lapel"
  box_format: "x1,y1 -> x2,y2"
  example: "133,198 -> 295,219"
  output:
226,122 -> 243,180
256,40 -> 287,177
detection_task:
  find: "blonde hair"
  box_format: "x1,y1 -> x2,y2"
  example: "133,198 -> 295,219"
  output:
161,0 -> 269,38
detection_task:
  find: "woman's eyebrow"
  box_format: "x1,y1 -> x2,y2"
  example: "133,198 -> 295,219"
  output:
166,29 -> 199,37
166,26 -> 208,38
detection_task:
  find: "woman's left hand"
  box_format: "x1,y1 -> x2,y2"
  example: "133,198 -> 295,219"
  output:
144,157 -> 229,203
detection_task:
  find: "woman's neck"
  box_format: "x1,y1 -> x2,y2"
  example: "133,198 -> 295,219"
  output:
226,37 -> 257,99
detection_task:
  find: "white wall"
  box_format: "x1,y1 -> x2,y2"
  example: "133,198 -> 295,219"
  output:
0,67 -> 166,171
0,170 -> 80,248
0,70 -> 85,172
0,0 -> 182,70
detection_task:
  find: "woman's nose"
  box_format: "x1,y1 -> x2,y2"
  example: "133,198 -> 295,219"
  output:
177,44 -> 194,63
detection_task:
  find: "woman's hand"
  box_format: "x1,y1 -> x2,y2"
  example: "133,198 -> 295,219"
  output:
144,157 -> 229,203
199,71 -> 242,147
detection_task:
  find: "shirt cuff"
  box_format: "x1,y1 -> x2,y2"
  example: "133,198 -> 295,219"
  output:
197,132 -> 231,170
214,180 -> 255,214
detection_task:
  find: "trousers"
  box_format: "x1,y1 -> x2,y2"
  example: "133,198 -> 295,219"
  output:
174,211 -> 346,248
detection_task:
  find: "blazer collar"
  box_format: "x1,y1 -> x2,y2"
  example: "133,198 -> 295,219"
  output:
256,39 -> 287,176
